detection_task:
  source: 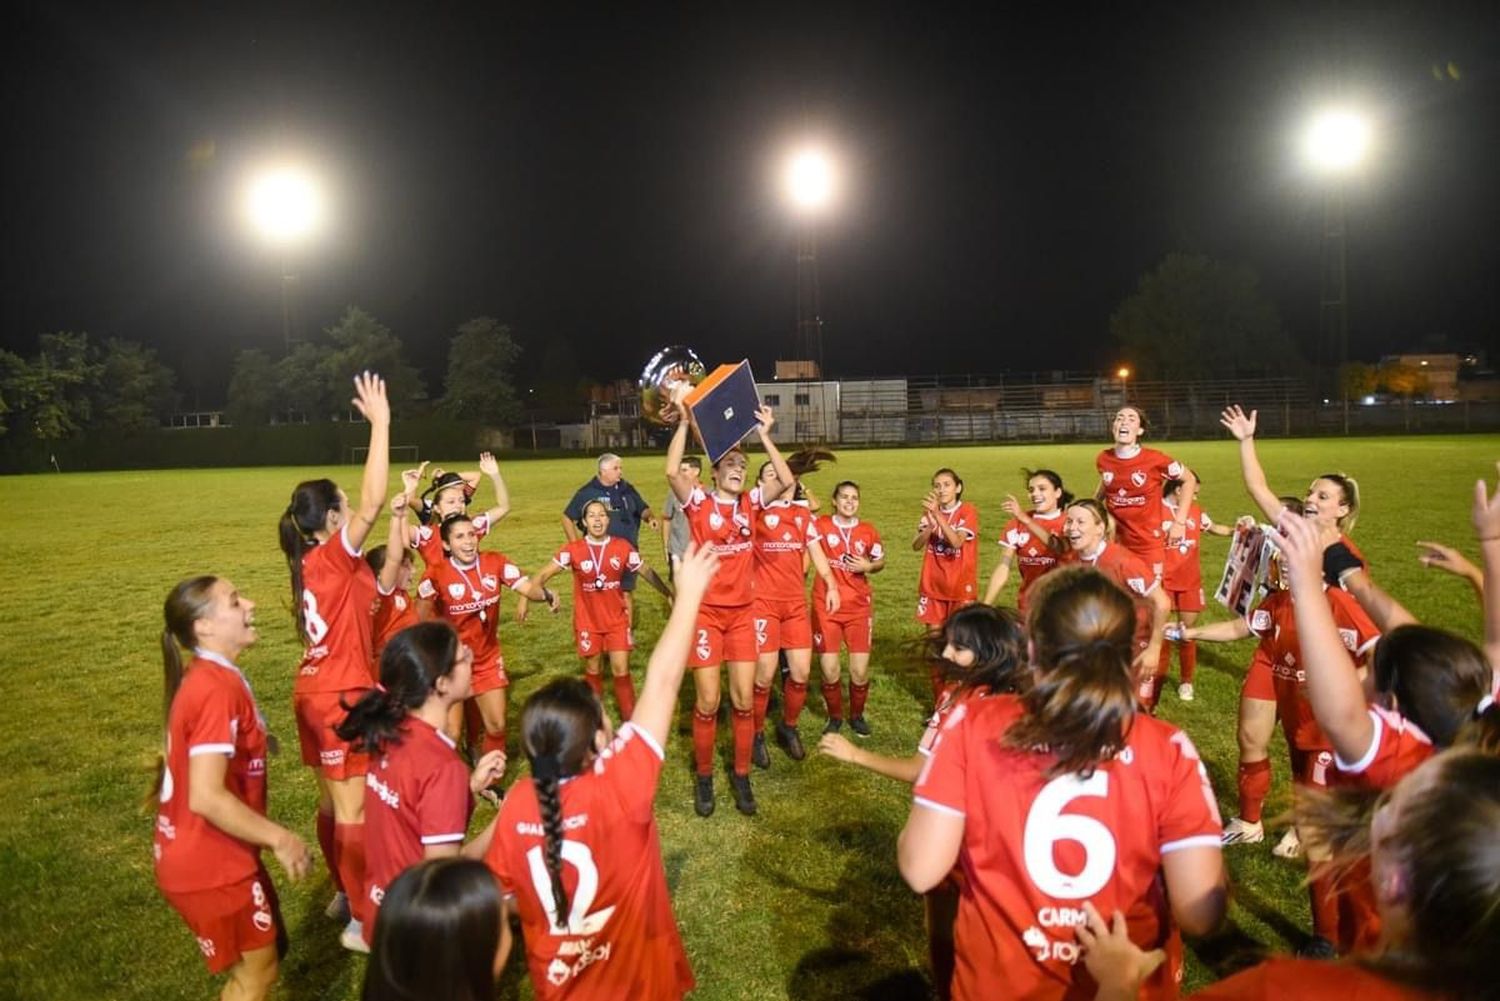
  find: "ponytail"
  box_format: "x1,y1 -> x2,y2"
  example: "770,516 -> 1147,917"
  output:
335,621 -> 460,756
1007,567 -> 1137,777
1459,694 -> 1500,755
280,479 -> 342,643
151,576 -> 220,806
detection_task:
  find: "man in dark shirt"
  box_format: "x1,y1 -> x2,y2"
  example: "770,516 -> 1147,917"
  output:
562,453 -> 671,621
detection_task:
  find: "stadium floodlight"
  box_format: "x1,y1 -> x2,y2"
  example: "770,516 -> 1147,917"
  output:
783,146 -> 836,214
1116,366 -> 1131,380
245,165 -> 324,246
1303,110 -> 1371,174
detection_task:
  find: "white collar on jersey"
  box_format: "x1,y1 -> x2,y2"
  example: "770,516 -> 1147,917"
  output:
1112,444 -> 1142,459
194,648 -> 245,675
449,556 -> 481,571
1081,541 -> 1107,563
832,514 -> 859,528
939,500 -> 961,514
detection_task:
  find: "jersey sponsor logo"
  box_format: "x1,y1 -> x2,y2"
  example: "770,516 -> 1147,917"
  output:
320,747 -> 346,766
196,936 -> 217,958
366,771 -> 400,809
581,559 -> 594,572
1167,461 -> 1184,476
1112,490 -> 1147,507
515,814 -> 589,836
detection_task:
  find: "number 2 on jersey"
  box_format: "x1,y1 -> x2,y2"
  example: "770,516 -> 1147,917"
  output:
525,841 -> 617,935
1022,771 -> 1117,899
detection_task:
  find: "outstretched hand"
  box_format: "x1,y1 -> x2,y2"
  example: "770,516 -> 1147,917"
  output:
1220,404 -> 1256,441
1475,462 -> 1500,542
755,403 -> 775,434
673,543 -> 721,604
401,461 -> 430,495
390,492 -> 408,515
351,371 -> 390,425
1415,540 -> 1480,581
1001,494 -> 1023,519
478,452 -> 499,477
1271,510 -> 1325,593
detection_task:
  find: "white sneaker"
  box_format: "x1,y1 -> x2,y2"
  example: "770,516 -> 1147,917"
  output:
1272,827 -> 1303,859
339,919 -> 370,953
1221,817 -> 1265,845
1177,683 -> 1195,702
323,891 -> 350,922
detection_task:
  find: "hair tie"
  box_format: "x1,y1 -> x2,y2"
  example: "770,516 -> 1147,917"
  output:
1477,694 -> 1495,718
532,753 -> 562,782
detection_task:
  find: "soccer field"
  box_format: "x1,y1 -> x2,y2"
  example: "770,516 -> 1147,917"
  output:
1,435 -> 1494,1000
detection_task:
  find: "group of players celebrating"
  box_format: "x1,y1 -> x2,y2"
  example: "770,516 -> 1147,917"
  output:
149,371 -> 1500,1001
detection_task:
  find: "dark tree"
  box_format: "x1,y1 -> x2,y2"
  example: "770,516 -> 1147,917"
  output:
275,342 -> 332,422
441,317 -> 523,427
225,349 -> 279,426
319,306 -> 426,416
95,338 -> 178,432
0,332 -> 104,441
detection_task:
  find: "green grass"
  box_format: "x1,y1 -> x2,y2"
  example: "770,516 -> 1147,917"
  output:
1,435 -> 1495,1000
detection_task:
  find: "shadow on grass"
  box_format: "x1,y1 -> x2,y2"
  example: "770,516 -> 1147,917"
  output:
279,875 -> 360,1000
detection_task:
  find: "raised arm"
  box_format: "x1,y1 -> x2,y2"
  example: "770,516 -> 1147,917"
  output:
664,392 -> 698,504
1475,465 -> 1500,673
631,544 -> 720,749
377,494 -> 409,593
1341,568 -> 1418,631
348,372 -> 392,551
753,404 -> 796,503
1220,405 -> 1282,523
1274,512 -> 1374,765
477,452 -> 510,525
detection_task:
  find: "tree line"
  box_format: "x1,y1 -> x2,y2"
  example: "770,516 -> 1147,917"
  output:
0,308 -> 526,443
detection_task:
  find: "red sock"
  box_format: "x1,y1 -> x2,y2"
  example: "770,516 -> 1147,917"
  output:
584,671 -> 604,699
1179,641 -> 1198,684
821,681 -> 844,720
1157,642 -> 1173,678
1238,759 -> 1272,823
752,683 -> 771,732
333,822 -> 367,926
784,680 -> 809,726
611,673 -> 636,719
1309,868 -> 1341,945
850,681 -> 870,719
316,809 -> 342,893
731,707 -> 753,776
482,729 -> 507,757
692,710 -> 716,777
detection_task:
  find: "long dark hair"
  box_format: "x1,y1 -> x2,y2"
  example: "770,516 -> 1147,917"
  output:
1006,567 -> 1137,777
520,679 -> 604,930
362,858 -> 501,1001
1371,625 -> 1500,752
336,622 -> 461,755
279,478 -> 341,642
930,603 -> 1029,696
758,448 -> 836,502
149,576 -> 221,805
1296,749 -> 1500,998
1022,468 -> 1074,509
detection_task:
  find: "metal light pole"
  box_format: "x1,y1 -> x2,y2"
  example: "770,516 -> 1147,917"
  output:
783,146 -> 837,377
245,165 -> 324,352
1303,110 -> 1370,394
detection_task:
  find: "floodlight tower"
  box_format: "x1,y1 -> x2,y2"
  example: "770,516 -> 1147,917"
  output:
782,146 -> 837,378
1302,109 -> 1371,389
245,165 -> 325,351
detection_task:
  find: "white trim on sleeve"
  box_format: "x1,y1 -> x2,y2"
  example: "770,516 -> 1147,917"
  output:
1160,834 -> 1223,855
912,796 -> 965,819
189,743 -> 235,758
1333,708 -> 1383,774
340,523 -> 363,558
419,832 -> 466,845
1355,636 -> 1380,659
621,721 -> 665,761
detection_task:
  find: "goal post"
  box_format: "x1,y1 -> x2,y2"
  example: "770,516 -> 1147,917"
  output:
347,444 -> 420,465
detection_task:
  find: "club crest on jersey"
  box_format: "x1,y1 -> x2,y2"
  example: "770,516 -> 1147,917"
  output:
447,583 -> 466,599
826,533 -> 840,547
609,557 -> 621,569
481,574 -> 497,590
709,512 -> 724,530
1126,577 -> 1147,595
765,514 -> 780,528
1013,531 -> 1031,546
855,540 -> 866,553
1338,627 -> 1358,650
1101,471 -> 1114,485
1131,470 -> 1147,488
581,559 -> 594,572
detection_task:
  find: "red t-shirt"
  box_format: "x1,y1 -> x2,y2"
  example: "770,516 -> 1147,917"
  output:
753,499 -> 820,602
813,515 -> 885,613
999,509 -> 1066,611
409,512 -> 492,568
154,653 -> 270,893
1097,446 -> 1184,561
682,486 -> 761,608
553,537 -> 642,634
371,585 -> 418,663
913,694 -> 1221,1001
919,501 -> 980,602
486,723 -> 694,1001
1247,588 -> 1380,752
417,552 -> 528,667
1332,704 -> 1435,791
1161,502 -> 1212,592
1073,542 -> 1159,648
1191,957 -> 1443,1000
364,717 -> 473,915
296,526 -> 379,694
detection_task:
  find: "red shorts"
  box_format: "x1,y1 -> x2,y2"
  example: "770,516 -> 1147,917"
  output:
1241,655 -> 1275,703
688,603 -> 757,667
473,656 -> 509,696
1164,585 -> 1205,613
160,865 -> 284,975
294,689 -> 370,779
813,607 -> 874,654
754,596 -> 813,653
1289,746 -> 1334,789
575,625 -> 633,658
916,594 -> 961,628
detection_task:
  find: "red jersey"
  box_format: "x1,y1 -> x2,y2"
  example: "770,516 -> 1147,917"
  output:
1191,957 -> 1441,1000
154,653 -> 270,893
752,499 -> 820,601
409,511 -> 492,568
813,515 -> 885,613
364,717 -> 473,914
1074,542 -> 1159,647
371,585 -> 418,663
1247,588 -> 1380,752
1333,704 -> 1435,791
682,486 -> 761,608
913,695 -> 1222,1001
917,683 -> 965,758
1096,447 -> 1184,561
998,509 -> 1066,611
296,526 -> 379,694
553,536 -> 642,634
417,552 -> 528,666
486,723 -> 694,1001
918,501 -> 980,602
1161,501 -> 1212,592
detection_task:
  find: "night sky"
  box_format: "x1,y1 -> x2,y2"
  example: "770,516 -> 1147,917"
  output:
4,3 -> 1497,405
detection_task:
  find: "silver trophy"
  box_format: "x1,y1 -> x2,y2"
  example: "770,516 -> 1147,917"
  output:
639,345 -> 707,426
